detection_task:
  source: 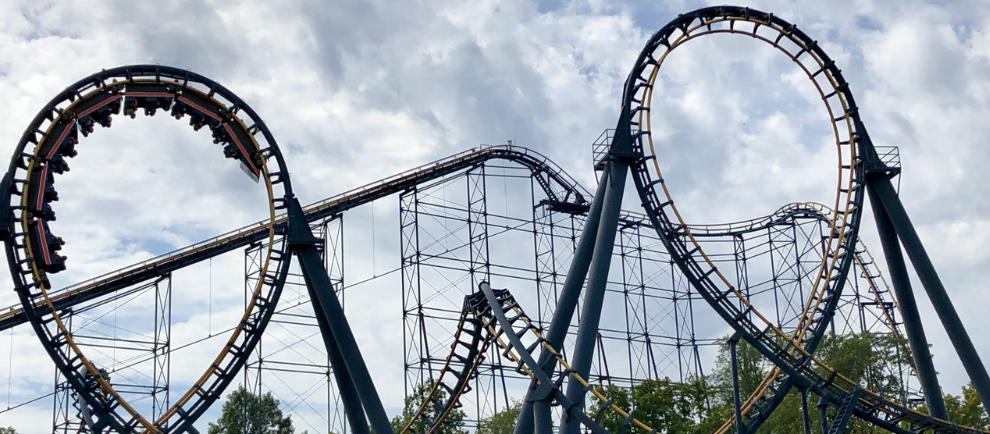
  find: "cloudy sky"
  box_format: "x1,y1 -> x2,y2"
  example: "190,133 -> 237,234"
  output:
0,0 -> 989,432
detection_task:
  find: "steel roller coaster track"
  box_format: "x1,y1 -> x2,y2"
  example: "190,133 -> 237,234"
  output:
617,6 -> 989,433
2,4 -> 989,434
0,145 -> 928,432
398,202 -> 927,433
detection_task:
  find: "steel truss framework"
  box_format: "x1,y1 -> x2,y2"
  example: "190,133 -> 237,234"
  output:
51,275 -> 172,433
242,215 -> 349,433
0,5 -> 988,434
2,145 -> 920,432
398,160 -> 924,429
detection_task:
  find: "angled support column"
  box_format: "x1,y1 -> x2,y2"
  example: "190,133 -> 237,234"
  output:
304,275 -> 368,433
868,175 -> 990,415
287,197 -> 392,434
560,156 -> 629,434
514,170 -> 608,434
866,177 -> 947,419
729,333 -> 745,434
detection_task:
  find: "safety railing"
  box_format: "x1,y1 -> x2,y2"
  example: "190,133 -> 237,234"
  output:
592,129 -> 614,172
875,145 -> 900,171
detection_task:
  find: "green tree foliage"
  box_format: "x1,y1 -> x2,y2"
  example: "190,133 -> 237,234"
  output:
0,427 -> 16,434
754,332 -> 915,433
631,377 -> 706,432
586,378 -> 710,432
675,332 -> 916,433
585,384 -> 634,431
476,401 -> 521,434
753,332 -> 917,433
387,379 -> 466,434
813,332 -> 914,400
710,337 -> 770,405
578,332 -> 984,433
915,382 -> 990,430
207,386 -> 293,434
945,382 -> 990,429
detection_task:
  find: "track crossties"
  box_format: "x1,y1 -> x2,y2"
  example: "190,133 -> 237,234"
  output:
3,65 -> 294,432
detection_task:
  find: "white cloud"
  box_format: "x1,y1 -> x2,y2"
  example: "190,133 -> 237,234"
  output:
0,0 -> 988,431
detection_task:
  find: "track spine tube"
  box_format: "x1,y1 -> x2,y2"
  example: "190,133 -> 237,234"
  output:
515,164 -> 608,434
869,175 -> 990,416
866,176 -> 947,419
287,197 -> 392,434
560,156 -> 629,434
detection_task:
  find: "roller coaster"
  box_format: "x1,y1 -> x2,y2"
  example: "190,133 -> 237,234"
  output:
1,5 -> 988,433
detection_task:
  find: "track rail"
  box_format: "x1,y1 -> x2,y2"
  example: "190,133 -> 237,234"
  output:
0,145 -> 586,331
4,133 -> 937,430
622,6 -> 979,432
474,283 -> 650,432
401,202 -> 924,432
2,65 -> 295,432
400,299 -> 490,433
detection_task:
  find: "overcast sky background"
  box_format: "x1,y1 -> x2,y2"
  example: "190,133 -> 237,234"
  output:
1,0 -> 989,432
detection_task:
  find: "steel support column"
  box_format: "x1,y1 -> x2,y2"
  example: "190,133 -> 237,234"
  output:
560,158 -> 628,434
514,171 -> 608,434
287,198 -> 392,434
866,179 -> 947,419
306,282 -> 368,433
729,333 -> 744,434
869,175 -> 990,415
817,397 -> 828,433
151,275 -> 171,420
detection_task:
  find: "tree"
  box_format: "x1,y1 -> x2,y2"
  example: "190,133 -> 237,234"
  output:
585,384 -> 633,432
0,427 -> 16,434
629,377 -> 703,432
585,378 -> 709,432
758,332 -> 914,433
207,386 -> 293,434
697,332 -> 915,433
710,336 -> 770,405
476,401 -> 521,434
812,332 -> 913,401
387,379 -> 465,434
920,382 -> 990,430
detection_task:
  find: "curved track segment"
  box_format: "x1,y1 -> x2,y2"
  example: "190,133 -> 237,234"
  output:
2,65 -> 295,432
399,283 -> 660,433
622,6 -> 978,432
400,300 -> 490,433
688,203 -> 922,432
475,283 -> 654,433
405,202 -> 925,433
